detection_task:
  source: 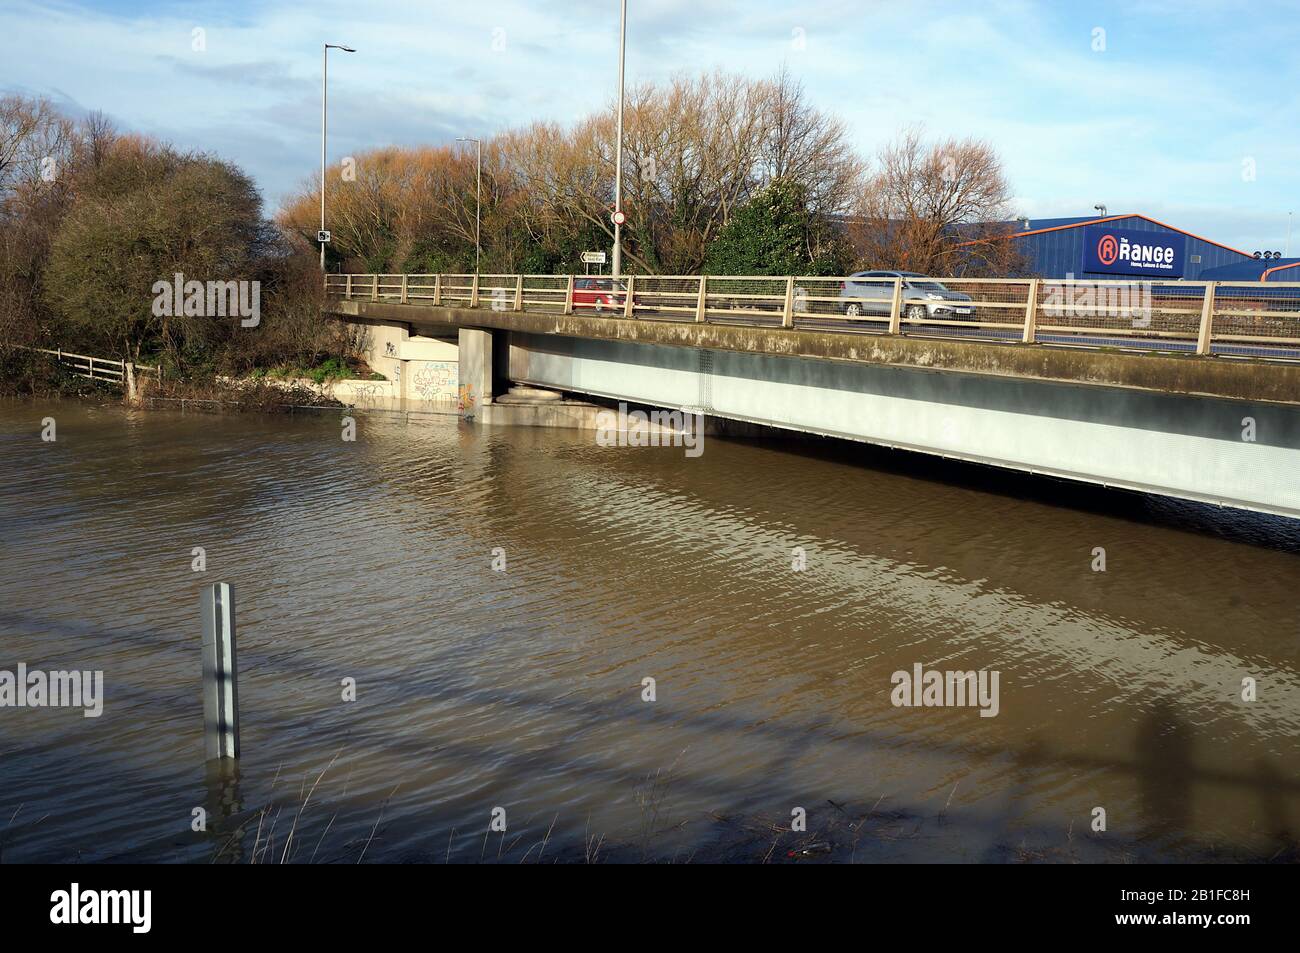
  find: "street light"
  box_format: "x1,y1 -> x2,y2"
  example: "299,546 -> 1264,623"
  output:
457,137 -> 482,274
612,0 -> 627,277
321,42 -> 356,271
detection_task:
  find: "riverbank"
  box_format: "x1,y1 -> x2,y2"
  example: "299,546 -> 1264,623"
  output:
0,348 -> 345,414
0,347 -> 103,399
139,377 -> 343,414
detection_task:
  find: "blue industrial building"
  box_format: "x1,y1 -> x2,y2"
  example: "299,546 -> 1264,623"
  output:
966,213 -> 1299,282
1197,258 -> 1300,281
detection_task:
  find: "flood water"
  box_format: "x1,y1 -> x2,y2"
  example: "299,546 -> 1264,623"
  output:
0,399 -> 1297,863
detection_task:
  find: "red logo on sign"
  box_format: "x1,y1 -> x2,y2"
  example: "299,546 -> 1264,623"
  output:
1097,234 -> 1119,266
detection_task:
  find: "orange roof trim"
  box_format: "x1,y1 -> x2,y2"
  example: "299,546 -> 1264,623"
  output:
1262,260 -> 1300,280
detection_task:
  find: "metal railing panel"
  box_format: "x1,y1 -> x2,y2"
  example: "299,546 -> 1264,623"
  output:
320,273 -> 1300,358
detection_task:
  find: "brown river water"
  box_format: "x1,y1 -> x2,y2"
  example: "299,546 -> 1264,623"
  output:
0,399 -> 1297,863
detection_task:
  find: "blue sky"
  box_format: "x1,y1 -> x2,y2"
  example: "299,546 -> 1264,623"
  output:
4,0 -> 1298,252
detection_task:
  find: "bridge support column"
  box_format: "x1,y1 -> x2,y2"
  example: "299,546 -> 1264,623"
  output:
457,327 -> 497,420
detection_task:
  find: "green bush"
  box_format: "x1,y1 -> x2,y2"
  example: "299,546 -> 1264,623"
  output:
704,179 -> 846,276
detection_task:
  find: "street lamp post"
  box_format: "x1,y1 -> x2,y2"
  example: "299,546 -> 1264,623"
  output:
612,0 -> 627,277
321,42 -> 356,271
457,137 -> 482,274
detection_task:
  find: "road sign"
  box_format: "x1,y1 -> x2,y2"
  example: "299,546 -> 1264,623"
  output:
611,210 -> 626,226
581,251 -> 607,264
317,229 -> 331,243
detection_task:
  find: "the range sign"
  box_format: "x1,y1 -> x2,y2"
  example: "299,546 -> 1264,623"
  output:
1082,225 -> 1186,277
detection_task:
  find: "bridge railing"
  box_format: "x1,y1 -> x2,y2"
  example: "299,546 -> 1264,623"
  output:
323,273 -> 1300,359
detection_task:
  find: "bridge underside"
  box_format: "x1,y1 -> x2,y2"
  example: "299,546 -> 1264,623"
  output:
324,300 -> 1300,519
506,331 -> 1300,520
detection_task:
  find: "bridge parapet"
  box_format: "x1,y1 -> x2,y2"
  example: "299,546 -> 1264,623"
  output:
326,272 -> 1300,363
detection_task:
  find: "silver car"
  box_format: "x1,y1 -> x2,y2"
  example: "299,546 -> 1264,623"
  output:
839,270 -> 976,321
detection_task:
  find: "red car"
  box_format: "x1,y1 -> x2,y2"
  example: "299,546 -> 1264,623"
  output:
573,277 -> 631,313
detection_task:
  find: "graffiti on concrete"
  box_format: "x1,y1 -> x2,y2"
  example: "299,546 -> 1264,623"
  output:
458,383 -> 476,417
348,382 -> 383,402
413,362 -> 456,401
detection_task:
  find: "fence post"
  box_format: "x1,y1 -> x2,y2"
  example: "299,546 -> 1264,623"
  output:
782,276 -> 795,328
371,275 -> 378,302
514,275 -> 524,312
1196,282 -> 1217,356
470,274 -> 480,309
888,278 -> 903,334
623,275 -> 636,319
1022,279 -> 1040,344
696,276 -> 707,323
434,274 -> 442,306
345,274 -> 352,299
400,274 -> 409,304
564,275 -> 574,315
200,582 -> 240,762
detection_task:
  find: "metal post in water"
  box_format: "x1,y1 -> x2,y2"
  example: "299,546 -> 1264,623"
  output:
201,583 -> 240,762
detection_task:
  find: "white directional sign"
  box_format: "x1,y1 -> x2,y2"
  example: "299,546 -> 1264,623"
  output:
317,230 -> 331,243
581,251 -> 607,264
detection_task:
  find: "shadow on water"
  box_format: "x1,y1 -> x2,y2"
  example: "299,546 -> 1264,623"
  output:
715,429 -> 1300,554
1135,697 -> 1193,848
3,610 -> 1296,863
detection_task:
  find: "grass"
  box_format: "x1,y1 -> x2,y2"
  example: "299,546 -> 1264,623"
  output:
256,356 -> 386,384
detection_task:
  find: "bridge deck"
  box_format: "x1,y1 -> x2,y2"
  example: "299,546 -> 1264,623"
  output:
325,272 -> 1300,366
326,297 -> 1300,407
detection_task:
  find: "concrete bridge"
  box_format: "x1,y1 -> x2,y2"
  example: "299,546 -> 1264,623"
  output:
325,273 -> 1300,520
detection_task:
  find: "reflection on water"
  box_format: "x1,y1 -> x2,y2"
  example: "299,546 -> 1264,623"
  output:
0,400 -> 1296,863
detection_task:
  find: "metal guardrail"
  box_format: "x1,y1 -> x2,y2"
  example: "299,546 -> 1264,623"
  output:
15,346 -> 160,384
323,273 -> 1300,360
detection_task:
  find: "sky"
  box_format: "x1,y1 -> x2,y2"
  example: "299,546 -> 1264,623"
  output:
4,0 -> 1298,253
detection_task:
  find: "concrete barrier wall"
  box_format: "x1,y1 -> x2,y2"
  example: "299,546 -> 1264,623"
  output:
346,317 -> 460,402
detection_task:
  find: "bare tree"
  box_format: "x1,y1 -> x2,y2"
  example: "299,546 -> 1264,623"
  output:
761,66 -> 861,216
279,144 -> 490,272
81,110 -> 116,170
0,96 -> 81,348
502,69 -> 861,274
278,77 -> 1015,279
849,128 -> 1019,275
0,96 -> 76,200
